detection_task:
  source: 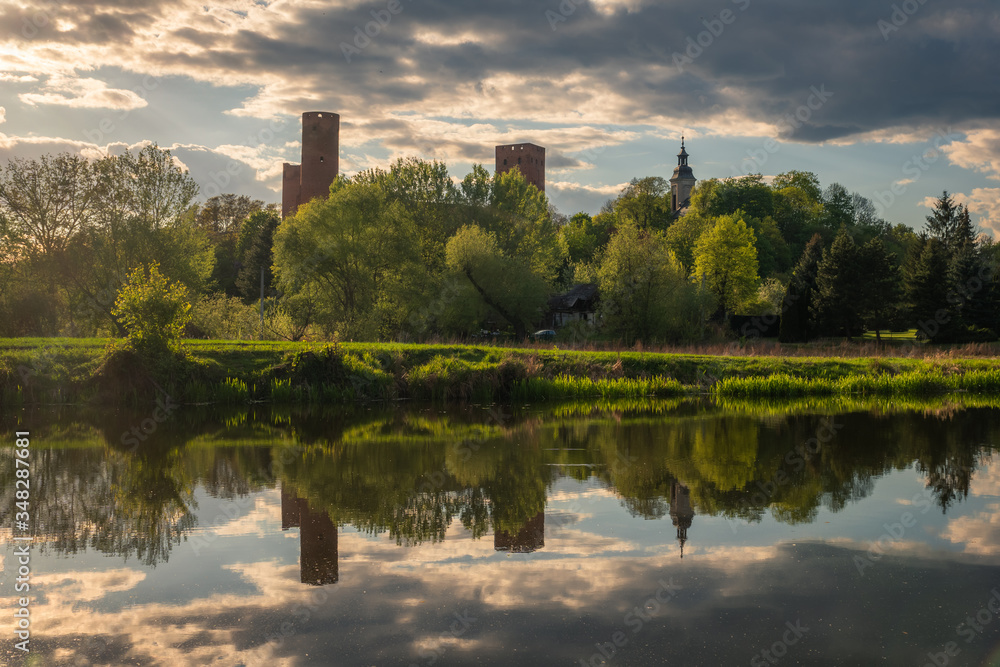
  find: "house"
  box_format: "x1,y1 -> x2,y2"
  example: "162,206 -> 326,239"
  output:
546,283 -> 599,329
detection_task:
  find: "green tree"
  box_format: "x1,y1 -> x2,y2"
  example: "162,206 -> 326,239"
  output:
778,234 -> 824,343
444,225 -> 550,339
925,191 -> 962,251
273,178 -> 423,339
693,213 -> 759,318
904,237 -> 951,339
66,145 -> 211,332
236,209 -> 281,301
597,222 -> 709,343
610,177 -> 673,231
857,237 -> 901,341
196,194 -> 267,297
811,227 -> 863,337
112,263 -> 191,354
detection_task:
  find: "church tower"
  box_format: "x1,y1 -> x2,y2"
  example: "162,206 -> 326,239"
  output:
669,137 -> 696,214
669,480 -> 694,558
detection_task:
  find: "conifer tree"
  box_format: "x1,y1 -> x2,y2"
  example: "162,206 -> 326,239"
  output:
904,238 -> 951,340
811,227 -> 863,337
778,234 -> 823,342
857,237 -> 901,341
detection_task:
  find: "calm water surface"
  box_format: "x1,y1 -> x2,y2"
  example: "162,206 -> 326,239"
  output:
2,400 -> 1000,666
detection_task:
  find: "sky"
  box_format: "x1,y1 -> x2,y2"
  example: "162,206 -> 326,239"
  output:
0,0 -> 998,234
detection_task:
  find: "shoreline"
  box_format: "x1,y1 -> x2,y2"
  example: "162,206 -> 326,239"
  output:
3,338 -> 1000,406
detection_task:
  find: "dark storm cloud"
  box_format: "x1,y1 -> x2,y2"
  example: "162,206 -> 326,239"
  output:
4,0 -> 999,161
197,0 -> 996,141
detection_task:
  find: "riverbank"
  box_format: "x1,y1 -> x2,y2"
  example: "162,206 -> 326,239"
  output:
2,338 -> 1000,405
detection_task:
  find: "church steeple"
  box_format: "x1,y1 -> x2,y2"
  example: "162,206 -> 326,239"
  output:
669,136 -> 697,214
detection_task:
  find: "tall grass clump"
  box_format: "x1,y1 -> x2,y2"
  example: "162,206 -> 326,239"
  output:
513,375 -> 685,401
712,374 -> 833,398
218,377 -> 250,405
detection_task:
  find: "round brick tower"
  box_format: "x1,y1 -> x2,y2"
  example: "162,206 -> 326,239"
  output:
298,111 -> 340,207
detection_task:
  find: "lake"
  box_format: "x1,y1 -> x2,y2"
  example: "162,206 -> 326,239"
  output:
2,398 -> 1000,666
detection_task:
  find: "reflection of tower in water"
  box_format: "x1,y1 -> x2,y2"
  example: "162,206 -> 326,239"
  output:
281,485 -> 339,585
669,481 -> 694,558
494,511 -> 545,553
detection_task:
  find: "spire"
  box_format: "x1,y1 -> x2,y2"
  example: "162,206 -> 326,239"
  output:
677,137 -> 689,166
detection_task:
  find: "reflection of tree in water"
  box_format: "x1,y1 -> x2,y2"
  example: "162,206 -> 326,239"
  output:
277,426 -> 552,546
2,401 -> 998,566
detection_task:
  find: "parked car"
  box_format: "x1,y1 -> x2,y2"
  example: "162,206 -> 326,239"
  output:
531,329 -> 556,341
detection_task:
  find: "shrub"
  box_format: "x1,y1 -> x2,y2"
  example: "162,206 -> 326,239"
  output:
112,263 -> 191,354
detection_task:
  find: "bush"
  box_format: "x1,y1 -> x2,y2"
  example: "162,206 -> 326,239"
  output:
112,263 -> 191,354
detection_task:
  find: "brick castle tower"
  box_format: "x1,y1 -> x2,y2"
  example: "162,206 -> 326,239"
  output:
495,143 -> 545,192
282,111 -> 340,218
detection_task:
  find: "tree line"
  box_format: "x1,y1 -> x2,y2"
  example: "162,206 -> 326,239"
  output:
0,145 -> 995,343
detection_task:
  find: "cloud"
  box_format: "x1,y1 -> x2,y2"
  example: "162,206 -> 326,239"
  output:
0,0 -> 995,148
942,128 -> 1000,181
0,106 -> 4,124
19,75 -> 148,110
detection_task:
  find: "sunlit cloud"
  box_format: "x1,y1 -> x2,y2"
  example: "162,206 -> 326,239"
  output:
19,76 -> 149,110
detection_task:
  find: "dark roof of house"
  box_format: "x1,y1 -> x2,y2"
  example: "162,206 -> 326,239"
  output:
548,283 -> 599,311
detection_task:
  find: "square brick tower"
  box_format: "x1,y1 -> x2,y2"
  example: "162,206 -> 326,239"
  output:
495,143 -> 545,192
282,111 -> 340,218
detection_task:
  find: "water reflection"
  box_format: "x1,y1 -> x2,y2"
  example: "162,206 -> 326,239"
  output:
0,400 -> 994,567
281,487 -> 339,585
1,399 -> 1000,666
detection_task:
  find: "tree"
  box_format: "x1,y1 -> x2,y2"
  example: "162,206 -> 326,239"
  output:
66,145 -> 210,331
773,171 -> 823,204
778,234 -> 824,343
811,227 -> 864,337
196,194 -> 267,297
273,179 -> 423,339
693,213 -> 759,319
597,222 -> 709,343
112,263 -> 191,354
904,237 -> 950,339
857,237 -> 901,341
925,192 -> 965,254
236,210 -> 281,301
444,225 -> 550,339
822,183 -> 854,229
610,177 -> 673,231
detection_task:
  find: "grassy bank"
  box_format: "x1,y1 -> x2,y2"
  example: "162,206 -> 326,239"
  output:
2,338 -> 1000,405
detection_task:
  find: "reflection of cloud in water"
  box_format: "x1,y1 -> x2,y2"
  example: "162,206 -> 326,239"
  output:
35,568 -> 147,603
942,502 -> 1000,555
193,492 -> 282,539
971,455 -> 1000,498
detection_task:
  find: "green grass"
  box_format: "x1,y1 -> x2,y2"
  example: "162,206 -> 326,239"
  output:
2,337 -> 1000,405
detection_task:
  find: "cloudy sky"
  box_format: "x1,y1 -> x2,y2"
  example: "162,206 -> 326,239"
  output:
0,0 -> 998,232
